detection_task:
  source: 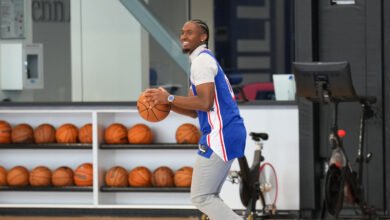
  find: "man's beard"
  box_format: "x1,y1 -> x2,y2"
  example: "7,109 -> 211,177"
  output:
182,48 -> 190,54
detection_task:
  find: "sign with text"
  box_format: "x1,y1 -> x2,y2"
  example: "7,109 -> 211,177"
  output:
0,0 -> 25,39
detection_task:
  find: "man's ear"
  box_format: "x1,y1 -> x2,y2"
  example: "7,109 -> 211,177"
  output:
201,33 -> 207,42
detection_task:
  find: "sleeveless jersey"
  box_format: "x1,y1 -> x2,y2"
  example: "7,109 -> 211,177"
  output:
191,50 -> 246,162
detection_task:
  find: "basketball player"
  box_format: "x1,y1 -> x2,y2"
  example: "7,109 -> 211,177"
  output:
144,19 -> 246,220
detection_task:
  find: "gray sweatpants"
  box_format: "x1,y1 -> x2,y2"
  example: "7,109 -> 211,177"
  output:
190,153 -> 242,220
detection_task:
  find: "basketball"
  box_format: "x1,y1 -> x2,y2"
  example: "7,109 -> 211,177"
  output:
105,166 -> 128,187
7,166 -> 29,187
11,123 -> 34,144
79,123 -> 93,144
34,123 -> 56,144
74,163 -> 93,186
137,92 -> 170,123
56,123 -> 79,144
52,166 -> 74,187
128,124 -> 154,144
174,166 -> 193,187
0,120 -> 12,144
104,123 -> 128,144
128,166 -> 152,187
29,166 -> 51,186
175,123 -> 201,144
0,166 -> 7,186
152,166 -> 174,187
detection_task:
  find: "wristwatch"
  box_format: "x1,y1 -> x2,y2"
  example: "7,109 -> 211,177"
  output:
167,94 -> 175,103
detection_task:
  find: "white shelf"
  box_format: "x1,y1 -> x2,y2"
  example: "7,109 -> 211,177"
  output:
0,105 -> 301,211
0,108 -> 198,208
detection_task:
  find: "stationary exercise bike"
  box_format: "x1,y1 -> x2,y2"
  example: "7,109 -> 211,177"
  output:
200,132 -> 278,220
228,132 -> 278,220
292,61 -> 377,219
323,96 -> 376,218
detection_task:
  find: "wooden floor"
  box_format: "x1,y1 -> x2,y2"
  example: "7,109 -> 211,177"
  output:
0,217 -> 198,220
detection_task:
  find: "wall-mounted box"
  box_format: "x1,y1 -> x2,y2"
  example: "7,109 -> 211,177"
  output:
0,43 -> 23,90
0,43 -> 44,90
24,44 -> 44,89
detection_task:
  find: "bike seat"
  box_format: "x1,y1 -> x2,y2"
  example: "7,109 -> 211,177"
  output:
249,132 -> 268,141
358,96 -> 376,105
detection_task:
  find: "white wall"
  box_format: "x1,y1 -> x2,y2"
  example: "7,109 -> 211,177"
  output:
71,0 -> 148,102
0,0 -> 34,101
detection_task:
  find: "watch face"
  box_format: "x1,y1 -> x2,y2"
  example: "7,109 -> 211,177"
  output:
168,95 -> 174,102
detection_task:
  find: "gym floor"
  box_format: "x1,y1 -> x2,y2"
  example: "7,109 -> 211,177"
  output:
1,217 -> 380,220
0,217 -> 198,220
2,215 -> 388,219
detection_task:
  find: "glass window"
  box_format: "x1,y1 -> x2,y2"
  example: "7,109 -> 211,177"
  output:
214,0 -> 294,101
0,0 -> 294,103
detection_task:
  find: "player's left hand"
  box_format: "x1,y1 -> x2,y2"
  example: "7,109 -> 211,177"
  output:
144,87 -> 170,107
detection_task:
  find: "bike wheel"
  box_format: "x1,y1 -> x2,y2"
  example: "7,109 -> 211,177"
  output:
259,162 -> 278,209
325,164 -> 344,217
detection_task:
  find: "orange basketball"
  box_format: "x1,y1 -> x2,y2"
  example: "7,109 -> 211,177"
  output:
0,166 -> 7,186
0,120 -> 12,144
56,123 -> 78,144
52,166 -> 74,187
152,166 -> 174,187
175,123 -> 201,144
34,123 -> 56,144
128,124 -> 154,144
7,166 -> 29,186
79,123 -> 93,144
11,123 -> 34,144
74,163 -> 93,186
105,166 -> 128,187
137,92 -> 170,122
29,166 -> 51,186
174,166 -> 193,187
128,166 -> 152,187
104,123 -> 128,144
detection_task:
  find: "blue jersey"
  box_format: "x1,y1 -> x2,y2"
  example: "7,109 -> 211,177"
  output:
191,50 -> 246,162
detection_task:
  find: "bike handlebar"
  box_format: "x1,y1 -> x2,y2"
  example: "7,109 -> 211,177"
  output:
250,132 -> 268,141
